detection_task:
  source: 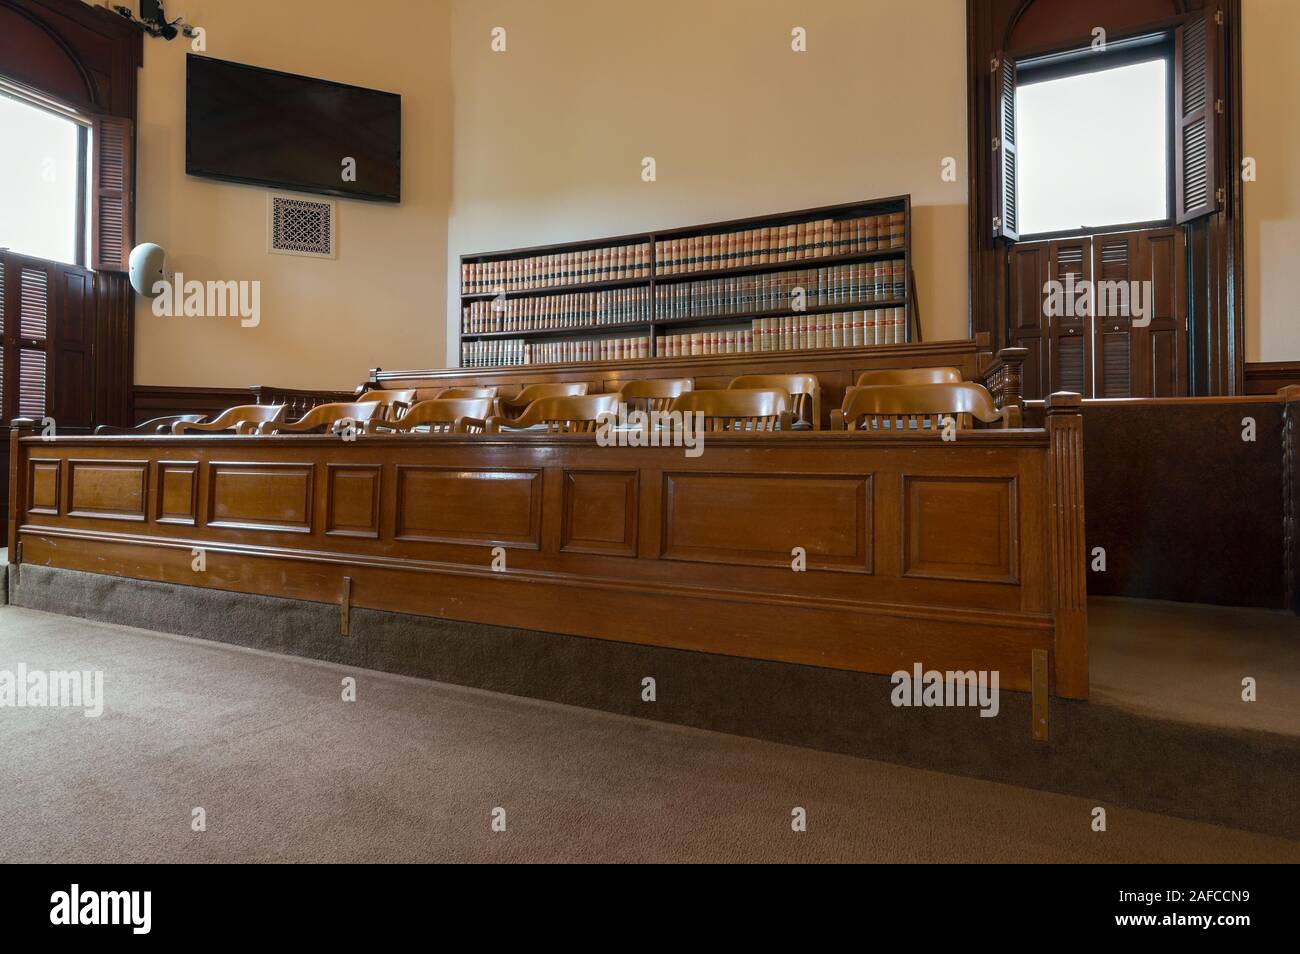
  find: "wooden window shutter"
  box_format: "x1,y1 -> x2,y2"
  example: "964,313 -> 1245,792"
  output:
1174,8 -> 1219,223
17,264 -> 51,419
991,52 -> 1019,242
91,114 -> 134,272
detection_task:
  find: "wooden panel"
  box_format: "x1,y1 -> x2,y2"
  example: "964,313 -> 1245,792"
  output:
903,476 -> 1018,584
208,462 -> 313,533
326,464 -> 381,539
562,470 -> 637,556
67,459 -> 146,521
7,421 -> 1086,699
27,458 -> 60,514
662,473 -> 871,572
156,461 -> 197,525
395,466 -> 541,548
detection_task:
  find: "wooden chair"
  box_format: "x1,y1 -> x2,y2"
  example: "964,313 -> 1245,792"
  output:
728,374 -> 820,430
856,366 -> 964,387
831,383 -> 1007,432
668,388 -> 791,432
356,388 -> 417,421
616,378 -> 693,413
366,398 -> 493,434
260,401 -> 382,435
497,382 -> 589,420
485,394 -> 619,433
172,405 -> 286,435
97,414 -> 204,435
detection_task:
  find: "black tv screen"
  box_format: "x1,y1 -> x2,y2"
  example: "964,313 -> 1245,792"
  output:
185,55 -> 401,202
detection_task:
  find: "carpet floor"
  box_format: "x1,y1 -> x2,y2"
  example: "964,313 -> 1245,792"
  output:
0,605 -> 1296,864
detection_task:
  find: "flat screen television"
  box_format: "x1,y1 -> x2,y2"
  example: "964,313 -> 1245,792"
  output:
185,54 -> 401,203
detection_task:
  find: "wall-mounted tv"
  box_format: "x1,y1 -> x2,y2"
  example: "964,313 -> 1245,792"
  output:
185,54 -> 401,203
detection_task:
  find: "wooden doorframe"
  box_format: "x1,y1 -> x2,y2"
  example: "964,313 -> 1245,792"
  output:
966,0 -> 1244,395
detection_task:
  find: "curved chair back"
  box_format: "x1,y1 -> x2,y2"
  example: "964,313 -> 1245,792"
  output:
356,388 -> 418,421
367,398 -> 493,434
728,374 -> 820,429
832,382 -> 1005,432
98,414 -> 204,435
616,378 -> 694,413
668,388 -> 791,433
173,405 -> 286,435
487,393 -> 619,433
499,381 -> 590,419
856,366 -> 963,387
261,401 -> 382,435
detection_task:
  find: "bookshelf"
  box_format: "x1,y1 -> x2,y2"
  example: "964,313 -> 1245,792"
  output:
457,196 -> 915,369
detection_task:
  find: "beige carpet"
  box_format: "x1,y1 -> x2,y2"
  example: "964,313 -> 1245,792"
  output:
0,605 -> 1295,863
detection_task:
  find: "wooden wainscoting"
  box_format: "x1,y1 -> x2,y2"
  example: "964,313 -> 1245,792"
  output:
9,398 -> 1088,699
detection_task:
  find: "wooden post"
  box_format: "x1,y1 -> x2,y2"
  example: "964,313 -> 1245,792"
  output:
1046,392 -> 1088,700
7,418 -> 37,562
981,347 -> 1027,427
1280,385 -> 1300,613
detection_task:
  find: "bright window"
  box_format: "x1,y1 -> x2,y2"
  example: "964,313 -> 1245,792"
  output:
0,92 -> 84,264
1016,59 -> 1169,236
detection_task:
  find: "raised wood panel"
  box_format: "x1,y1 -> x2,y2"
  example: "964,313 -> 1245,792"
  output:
156,461 -> 197,525
662,473 -> 872,572
67,459 -> 146,521
27,458 -> 60,514
208,462 -> 313,533
395,466 -> 541,548
903,476 -> 1018,584
326,464 -> 381,539
561,470 -> 637,556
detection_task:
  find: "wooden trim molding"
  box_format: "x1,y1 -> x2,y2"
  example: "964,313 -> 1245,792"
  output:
1244,362 -> 1300,395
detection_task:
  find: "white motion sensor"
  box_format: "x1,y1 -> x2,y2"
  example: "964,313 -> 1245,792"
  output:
128,243 -> 168,297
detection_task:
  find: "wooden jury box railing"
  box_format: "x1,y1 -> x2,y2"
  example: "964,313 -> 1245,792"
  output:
8,393 -> 1086,716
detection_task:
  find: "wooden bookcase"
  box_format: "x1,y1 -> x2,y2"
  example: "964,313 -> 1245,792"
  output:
457,196 -> 915,370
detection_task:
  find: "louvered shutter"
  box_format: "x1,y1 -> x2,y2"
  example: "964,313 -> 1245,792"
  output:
18,264 -> 51,419
0,258 -> 5,416
91,114 -> 134,272
991,52 -> 1019,242
1174,9 -> 1219,223
1048,239 -> 1092,397
1095,236 -> 1135,398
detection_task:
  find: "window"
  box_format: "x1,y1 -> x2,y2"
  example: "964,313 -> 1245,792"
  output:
1016,58 -> 1169,236
0,90 -> 88,265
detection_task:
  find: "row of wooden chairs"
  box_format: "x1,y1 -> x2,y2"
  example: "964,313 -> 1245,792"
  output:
102,366 -> 1002,437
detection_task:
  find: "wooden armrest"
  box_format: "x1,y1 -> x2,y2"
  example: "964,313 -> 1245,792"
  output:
484,416 -> 504,434
779,410 -> 792,432
830,409 -> 846,431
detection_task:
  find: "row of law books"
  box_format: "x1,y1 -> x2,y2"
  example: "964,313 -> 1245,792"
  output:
655,213 -> 904,276
461,242 -> 653,295
461,337 -> 652,368
753,307 -> 907,351
654,307 -> 907,358
654,261 -> 905,321
462,287 -> 652,334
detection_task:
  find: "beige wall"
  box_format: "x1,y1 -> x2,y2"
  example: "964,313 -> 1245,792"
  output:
1243,0 -> 1300,363
128,0 -> 451,390
446,0 -> 970,361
